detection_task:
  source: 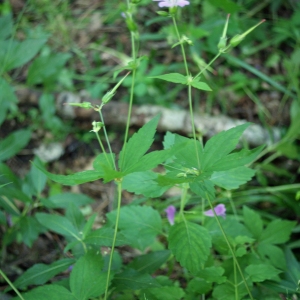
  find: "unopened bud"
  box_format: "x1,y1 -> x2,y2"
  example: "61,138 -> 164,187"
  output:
157,10 -> 169,17
218,14 -> 230,52
90,121 -> 104,133
68,102 -> 93,109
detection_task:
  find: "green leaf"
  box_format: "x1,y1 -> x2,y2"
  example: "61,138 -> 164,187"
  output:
0,78 -> 18,126
128,250 -> 171,274
150,73 -> 187,84
70,251 -> 108,300
35,213 -> 80,240
66,203 -> 85,231
0,35 -> 48,72
0,130 -> 31,162
12,285 -> 76,300
197,266 -> 226,284
168,222 -> 211,275
142,286 -> 185,300
12,259 -> 74,290
119,115 -> 160,172
26,157 -> 47,195
259,219 -> 296,244
190,180 -> 215,199
0,196 -> 20,215
187,277 -> 212,294
84,227 -> 127,247
41,193 -> 94,209
190,80 -> 212,91
209,0 -> 240,13
245,264 -> 281,282
34,163 -> 103,186
112,269 -> 160,291
257,244 -> 286,270
201,123 -> 251,170
243,206 -> 263,239
210,166 -> 256,190
213,281 -> 249,300
0,14 -> 13,39
19,216 -> 44,247
27,52 -> 71,85
107,205 -> 162,251
122,171 -> 170,198
207,145 -> 265,172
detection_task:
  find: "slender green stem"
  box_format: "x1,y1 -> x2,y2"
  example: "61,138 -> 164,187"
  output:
179,183 -> 189,218
104,180 -> 123,300
233,252 -> 238,300
194,52 -> 221,80
98,110 -> 116,170
188,84 -> 200,168
205,194 -> 254,300
95,131 -> 111,166
172,16 -> 189,75
0,269 -> 25,300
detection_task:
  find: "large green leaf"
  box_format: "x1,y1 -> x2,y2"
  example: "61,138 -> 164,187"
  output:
12,259 -> 74,290
122,171 -> 171,197
243,206 -> 263,239
35,213 -> 80,240
107,205 -> 162,251
34,164 -> 103,186
197,266 -> 226,284
245,264 -> 281,282
128,250 -> 171,274
12,285 -> 76,300
119,115 -> 160,172
210,166 -> 256,190
0,14 -> 13,40
0,129 -> 31,162
259,219 -> 296,244
112,268 -> 160,291
70,251 -> 107,300
168,222 -> 211,275
201,123 -> 251,170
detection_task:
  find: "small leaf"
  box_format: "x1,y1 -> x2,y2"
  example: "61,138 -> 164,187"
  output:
42,193 -> 93,209
70,251 -> 108,300
12,259 -> 74,290
0,130 -> 31,162
210,166 -> 256,190
35,213 -> 80,240
142,286 -> 185,300
19,216 -> 44,247
168,222 -> 211,275
245,264 -> 281,282
150,73 -> 187,84
243,206 -> 263,239
197,266 -> 226,284
190,80 -> 212,91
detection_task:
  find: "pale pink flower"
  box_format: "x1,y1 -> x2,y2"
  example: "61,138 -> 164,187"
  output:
204,204 -> 226,218
165,205 -> 176,225
153,0 -> 190,8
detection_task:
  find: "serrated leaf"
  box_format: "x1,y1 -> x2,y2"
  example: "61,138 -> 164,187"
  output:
42,193 -> 93,209
212,281 -> 250,300
187,277 -> 212,294
210,166 -> 256,190
246,264 -> 281,282
243,206 -> 263,239
197,266 -> 226,284
150,73 -> 187,84
168,222 -> 211,275
84,227 -> 127,247
35,213 -> 80,240
122,171 -> 170,197
142,286 -> 185,300
259,219 -> 296,244
107,205 -> 162,250
0,129 -> 31,162
190,180 -> 215,199
190,80 -> 212,91
34,163 -> 103,185
26,156 -> 47,195
19,216 -> 44,247
128,250 -> 171,274
70,251 -> 107,300
112,269 -> 160,291
257,244 -> 286,270
201,123 -> 251,170
207,145 -> 265,172
119,115 -> 160,172
12,259 -> 74,290
93,153 -> 121,182
12,285 -> 76,300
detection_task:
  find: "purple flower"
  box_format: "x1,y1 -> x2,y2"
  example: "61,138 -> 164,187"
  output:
204,204 -> 226,218
153,0 -> 190,8
165,205 -> 176,225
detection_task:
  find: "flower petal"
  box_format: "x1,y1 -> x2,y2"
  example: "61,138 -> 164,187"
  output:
204,204 -> 226,218
165,205 -> 176,225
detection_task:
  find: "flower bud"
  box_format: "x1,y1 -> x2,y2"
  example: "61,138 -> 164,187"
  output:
126,18 -> 137,32
156,10 -> 169,16
68,102 -> 93,109
218,14 -> 230,52
90,121 -> 104,133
